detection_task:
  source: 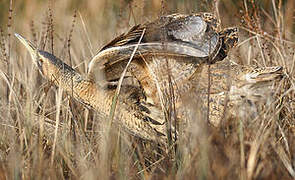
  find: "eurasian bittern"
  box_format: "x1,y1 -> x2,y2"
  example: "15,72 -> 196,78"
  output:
15,13 -> 241,144
88,13 -> 238,106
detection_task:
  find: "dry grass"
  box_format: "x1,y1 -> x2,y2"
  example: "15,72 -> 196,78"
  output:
0,0 -> 294,179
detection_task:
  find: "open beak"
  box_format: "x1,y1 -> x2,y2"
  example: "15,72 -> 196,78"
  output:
249,66 -> 283,83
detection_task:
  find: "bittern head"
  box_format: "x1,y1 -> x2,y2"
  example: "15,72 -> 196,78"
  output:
15,33 -> 69,79
230,66 -> 283,102
15,33 -> 41,69
239,66 -> 283,84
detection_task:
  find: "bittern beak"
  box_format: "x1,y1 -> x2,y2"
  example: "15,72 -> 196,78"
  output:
15,33 -> 43,70
245,66 -> 283,83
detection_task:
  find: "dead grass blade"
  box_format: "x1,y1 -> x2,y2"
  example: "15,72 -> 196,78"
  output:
78,11 -> 94,57
108,28 -> 146,123
50,86 -> 63,166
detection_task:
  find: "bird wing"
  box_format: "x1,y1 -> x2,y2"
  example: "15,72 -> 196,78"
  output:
100,24 -> 145,50
88,14 -> 219,84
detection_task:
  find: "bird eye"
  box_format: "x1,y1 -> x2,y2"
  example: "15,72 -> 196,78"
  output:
37,58 -> 43,69
205,26 -> 210,33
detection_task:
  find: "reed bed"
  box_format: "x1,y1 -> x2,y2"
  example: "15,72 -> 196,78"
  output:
0,0 -> 294,179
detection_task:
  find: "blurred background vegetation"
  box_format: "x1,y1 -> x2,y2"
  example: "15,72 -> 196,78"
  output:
0,0 -> 294,179
0,0 -> 294,65
0,0 -> 294,38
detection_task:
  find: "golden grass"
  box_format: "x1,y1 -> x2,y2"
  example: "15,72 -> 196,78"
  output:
0,0 -> 294,179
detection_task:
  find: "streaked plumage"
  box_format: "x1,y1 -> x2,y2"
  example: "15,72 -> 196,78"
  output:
15,13 -> 248,144
15,33 -> 168,143
180,61 -> 283,126
89,12 -> 238,106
